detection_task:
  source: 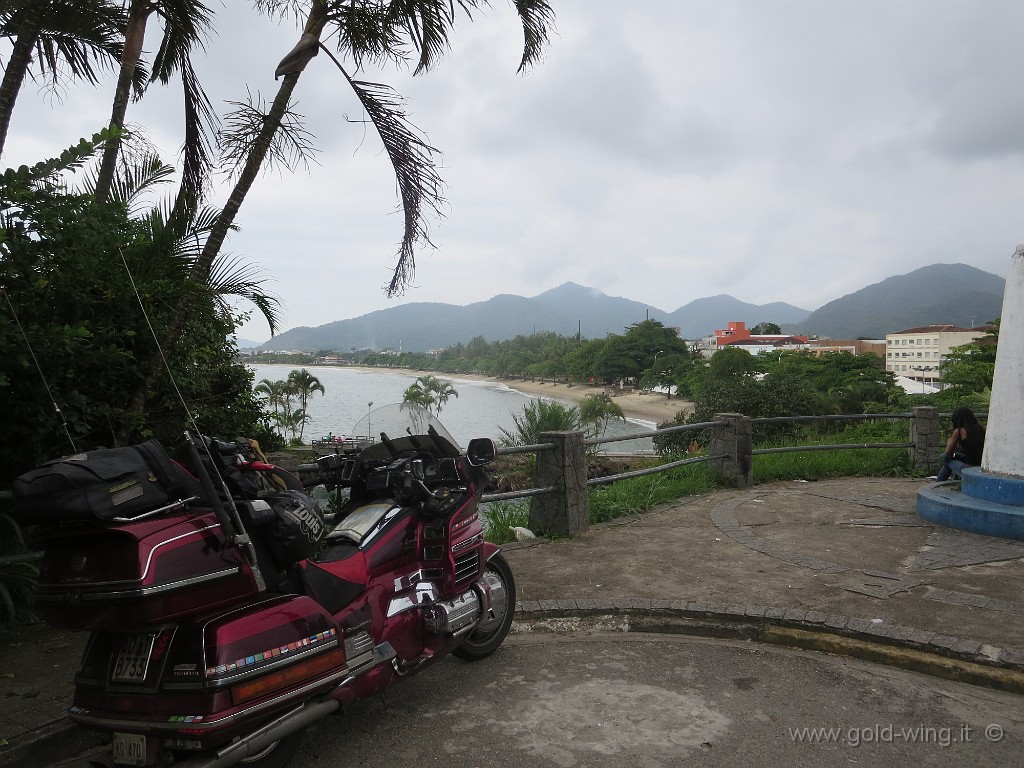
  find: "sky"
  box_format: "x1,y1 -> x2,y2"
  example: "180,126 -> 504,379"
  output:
6,1 -> 1024,342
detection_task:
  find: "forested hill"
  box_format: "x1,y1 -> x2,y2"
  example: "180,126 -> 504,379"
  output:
789,263 -> 1004,339
257,264 -> 1004,353
257,282 -> 809,353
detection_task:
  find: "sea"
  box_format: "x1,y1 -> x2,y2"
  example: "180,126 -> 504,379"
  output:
247,364 -> 655,453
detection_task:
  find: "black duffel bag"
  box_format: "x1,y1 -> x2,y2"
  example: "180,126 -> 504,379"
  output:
12,439 -> 202,524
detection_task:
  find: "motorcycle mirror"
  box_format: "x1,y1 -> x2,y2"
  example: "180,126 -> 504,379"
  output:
466,438 -> 497,467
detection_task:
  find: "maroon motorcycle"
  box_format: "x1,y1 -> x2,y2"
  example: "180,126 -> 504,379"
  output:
13,404 -> 514,767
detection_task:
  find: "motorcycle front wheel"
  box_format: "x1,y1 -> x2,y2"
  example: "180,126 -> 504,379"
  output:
453,552 -> 516,661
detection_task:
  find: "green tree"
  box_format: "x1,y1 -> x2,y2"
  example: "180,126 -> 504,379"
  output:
708,346 -> 758,379
750,322 -> 782,334
579,392 -> 624,436
0,0 -> 128,156
402,374 -> 458,415
941,322 -> 999,394
287,368 -> 325,440
499,399 -> 583,447
93,0 -> 218,215
0,139 -> 278,482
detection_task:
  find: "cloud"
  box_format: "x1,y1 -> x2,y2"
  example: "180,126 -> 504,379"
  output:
4,0 -> 1023,342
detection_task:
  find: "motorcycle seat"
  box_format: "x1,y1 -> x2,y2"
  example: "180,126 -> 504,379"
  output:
301,545 -> 368,614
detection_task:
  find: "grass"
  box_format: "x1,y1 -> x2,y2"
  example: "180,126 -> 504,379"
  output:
589,463 -> 719,523
481,437 -> 921,542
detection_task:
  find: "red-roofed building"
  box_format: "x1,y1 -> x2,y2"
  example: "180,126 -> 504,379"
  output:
713,321 -> 810,353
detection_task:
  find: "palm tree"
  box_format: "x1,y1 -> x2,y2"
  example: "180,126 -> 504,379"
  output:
403,375 -> 458,415
0,0 -> 129,157
135,0 -> 554,433
580,392 -> 624,437
500,400 -> 583,448
403,381 -> 435,412
287,368 -> 325,440
93,0 -> 218,217
194,0 -> 555,292
255,378 -> 287,430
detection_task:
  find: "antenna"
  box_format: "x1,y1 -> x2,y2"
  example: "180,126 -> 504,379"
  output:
2,288 -> 78,453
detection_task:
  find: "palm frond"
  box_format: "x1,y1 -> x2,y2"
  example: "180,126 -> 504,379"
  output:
511,0 -> 555,72
342,72 -> 445,296
218,89 -> 318,181
207,254 -> 282,333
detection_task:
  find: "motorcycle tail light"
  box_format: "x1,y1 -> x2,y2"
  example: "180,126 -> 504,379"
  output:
230,649 -> 345,706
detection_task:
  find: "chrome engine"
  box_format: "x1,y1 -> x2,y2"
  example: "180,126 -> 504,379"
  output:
420,567 -> 510,636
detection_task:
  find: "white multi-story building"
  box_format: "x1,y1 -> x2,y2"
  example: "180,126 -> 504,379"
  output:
885,324 -> 994,389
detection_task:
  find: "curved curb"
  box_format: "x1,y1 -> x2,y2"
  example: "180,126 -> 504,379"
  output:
512,599 -> 1024,695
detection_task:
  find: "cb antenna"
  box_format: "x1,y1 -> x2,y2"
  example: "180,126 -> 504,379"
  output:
2,287 -> 78,453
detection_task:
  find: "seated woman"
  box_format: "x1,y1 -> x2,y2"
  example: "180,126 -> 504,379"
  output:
936,406 -> 986,481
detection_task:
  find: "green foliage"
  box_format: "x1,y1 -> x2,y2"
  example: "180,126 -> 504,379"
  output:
579,392 -> 624,436
480,500 -> 530,545
750,322 -> 782,334
940,323 -> 999,394
753,447 -> 911,482
256,369 -> 326,443
0,147 -> 276,482
402,375 -> 458,415
499,399 -> 584,447
588,464 -> 718,524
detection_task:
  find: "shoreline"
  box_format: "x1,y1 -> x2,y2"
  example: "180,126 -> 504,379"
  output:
350,366 -> 693,426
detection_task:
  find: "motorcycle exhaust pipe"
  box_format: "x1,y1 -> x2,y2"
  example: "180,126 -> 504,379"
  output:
175,698 -> 341,768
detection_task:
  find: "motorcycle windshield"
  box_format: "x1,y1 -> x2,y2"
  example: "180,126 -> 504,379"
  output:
351,403 -> 462,459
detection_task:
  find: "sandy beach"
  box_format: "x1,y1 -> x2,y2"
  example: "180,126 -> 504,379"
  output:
369,367 -> 693,426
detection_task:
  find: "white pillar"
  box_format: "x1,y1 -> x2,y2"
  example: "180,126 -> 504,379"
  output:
982,245 -> 1024,476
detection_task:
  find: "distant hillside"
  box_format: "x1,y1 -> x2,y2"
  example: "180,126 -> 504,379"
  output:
663,295 -> 811,338
793,264 -> 1004,339
256,264 -> 1004,353
257,282 -> 809,353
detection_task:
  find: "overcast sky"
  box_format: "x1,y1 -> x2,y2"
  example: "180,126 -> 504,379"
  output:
7,0 -> 1024,342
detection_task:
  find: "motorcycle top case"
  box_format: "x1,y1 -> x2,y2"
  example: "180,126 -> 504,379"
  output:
12,439 -> 202,524
33,510 -> 262,631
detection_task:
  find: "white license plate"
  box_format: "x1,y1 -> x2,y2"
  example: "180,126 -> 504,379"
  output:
112,732 -> 146,766
112,633 -> 157,683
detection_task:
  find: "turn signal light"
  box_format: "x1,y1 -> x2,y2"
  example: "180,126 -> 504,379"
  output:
230,649 -> 345,706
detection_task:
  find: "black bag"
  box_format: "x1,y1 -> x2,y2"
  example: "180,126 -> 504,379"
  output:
12,439 -> 202,524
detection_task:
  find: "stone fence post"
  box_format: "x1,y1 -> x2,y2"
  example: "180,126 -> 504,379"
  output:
911,406 -> 942,474
710,413 -> 753,488
529,431 -> 589,537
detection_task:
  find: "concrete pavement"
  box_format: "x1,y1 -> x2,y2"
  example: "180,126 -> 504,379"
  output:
2,476 -> 1022,766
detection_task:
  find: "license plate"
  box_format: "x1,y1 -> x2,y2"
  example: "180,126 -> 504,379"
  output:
112,732 -> 146,766
112,633 -> 157,683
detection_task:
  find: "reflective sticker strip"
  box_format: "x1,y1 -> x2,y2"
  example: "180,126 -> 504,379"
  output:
206,628 -> 337,676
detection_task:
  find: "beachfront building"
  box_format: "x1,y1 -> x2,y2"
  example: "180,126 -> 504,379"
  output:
885,324 -> 994,389
712,321 -> 811,354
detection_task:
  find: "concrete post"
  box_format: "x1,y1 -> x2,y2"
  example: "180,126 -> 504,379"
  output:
983,245 -> 1024,476
710,413 -> 752,488
529,431 -> 589,537
911,406 -> 942,474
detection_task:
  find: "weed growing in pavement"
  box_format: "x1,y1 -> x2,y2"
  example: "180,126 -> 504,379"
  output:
480,500 -> 530,545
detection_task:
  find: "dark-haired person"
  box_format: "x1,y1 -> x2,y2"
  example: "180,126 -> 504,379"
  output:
936,406 -> 986,481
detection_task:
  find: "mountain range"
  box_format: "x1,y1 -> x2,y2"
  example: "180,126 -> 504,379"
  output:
253,263 -> 1004,353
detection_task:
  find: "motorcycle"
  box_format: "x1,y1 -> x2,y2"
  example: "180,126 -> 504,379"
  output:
12,404 -> 514,767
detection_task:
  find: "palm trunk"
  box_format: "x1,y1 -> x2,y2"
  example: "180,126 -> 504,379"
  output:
0,2 -> 45,158
94,0 -> 152,204
118,2 -> 329,441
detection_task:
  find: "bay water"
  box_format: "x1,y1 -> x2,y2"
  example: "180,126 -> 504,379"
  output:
248,364 -> 655,453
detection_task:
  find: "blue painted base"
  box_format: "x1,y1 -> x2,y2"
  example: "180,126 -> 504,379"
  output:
917,467 -> 1024,540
